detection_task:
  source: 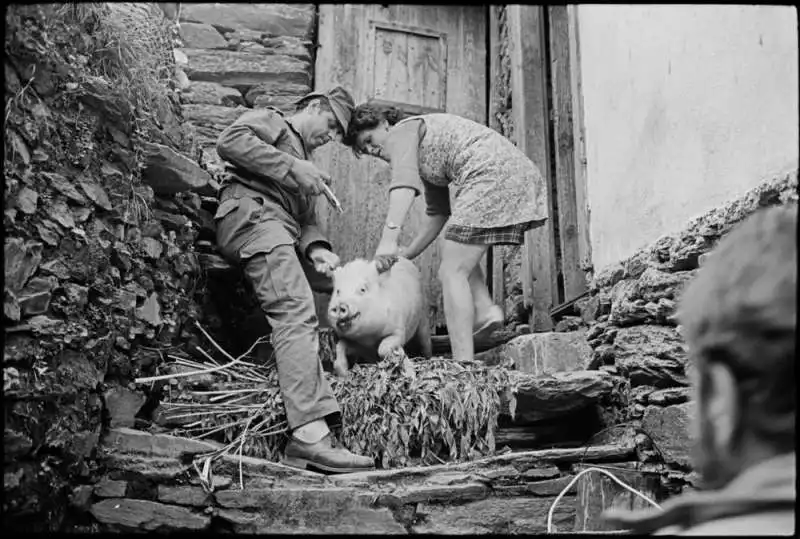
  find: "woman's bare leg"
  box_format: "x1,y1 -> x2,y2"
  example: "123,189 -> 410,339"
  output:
469,264 -> 497,328
439,240 -> 489,362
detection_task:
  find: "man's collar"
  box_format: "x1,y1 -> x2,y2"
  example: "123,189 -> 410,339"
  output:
284,115 -> 309,159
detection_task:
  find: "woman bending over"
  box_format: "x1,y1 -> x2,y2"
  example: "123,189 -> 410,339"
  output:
344,105 -> 548,362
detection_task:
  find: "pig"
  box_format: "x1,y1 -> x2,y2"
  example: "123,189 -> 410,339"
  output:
327,256 -> 432,377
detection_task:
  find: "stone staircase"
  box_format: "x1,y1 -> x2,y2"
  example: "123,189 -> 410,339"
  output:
78,426 -> 639,534
71,327 -> 654,534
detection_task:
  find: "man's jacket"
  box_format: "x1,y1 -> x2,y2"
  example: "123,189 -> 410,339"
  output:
215,107 -> 330,258
602,452 -> 796,535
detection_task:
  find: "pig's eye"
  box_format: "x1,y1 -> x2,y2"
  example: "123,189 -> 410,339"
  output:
358,285 -> 367,294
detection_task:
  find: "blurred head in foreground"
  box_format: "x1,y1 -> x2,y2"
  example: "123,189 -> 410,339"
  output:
677,204 -> 797,490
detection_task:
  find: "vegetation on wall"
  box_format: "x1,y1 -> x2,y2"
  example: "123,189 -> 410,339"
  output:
4,3 -> 204,532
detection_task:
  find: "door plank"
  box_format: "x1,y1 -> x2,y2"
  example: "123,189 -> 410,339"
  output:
567,5 -> 593,277
507,5 -> 558,331
488,5 -> 506,311
549,5 -> 587,301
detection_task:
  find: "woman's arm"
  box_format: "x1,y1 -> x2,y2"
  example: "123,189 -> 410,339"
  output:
403,214 -> 448,259
375,120 -> 424,255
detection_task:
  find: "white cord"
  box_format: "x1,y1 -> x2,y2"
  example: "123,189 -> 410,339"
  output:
546,466 -> 663,533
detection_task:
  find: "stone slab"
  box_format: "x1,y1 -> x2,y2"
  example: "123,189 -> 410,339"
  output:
641,402 -> 695,467
412,495 -> 576,534
94,479 -> 128,498
478,331 -> 592,374
180,3 -> 316,38
377,482 -> 489,508
179,21 -> 229,49
157,485 -> 212,507
183,48 -> 310,88
181,81 -> 244,106
90,498 -> 210,532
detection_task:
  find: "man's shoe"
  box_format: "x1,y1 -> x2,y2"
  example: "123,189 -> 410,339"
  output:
282,434 -> 375,474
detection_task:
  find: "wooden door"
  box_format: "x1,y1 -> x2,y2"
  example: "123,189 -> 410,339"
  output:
313,5 -> 487,332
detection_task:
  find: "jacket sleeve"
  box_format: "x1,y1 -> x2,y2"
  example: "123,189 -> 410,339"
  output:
297,197 -> 333,258
216,109 -> 298,189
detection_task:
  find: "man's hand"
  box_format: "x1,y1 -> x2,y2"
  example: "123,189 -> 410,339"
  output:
308,246 -> 340,276
290,159 -> 331,195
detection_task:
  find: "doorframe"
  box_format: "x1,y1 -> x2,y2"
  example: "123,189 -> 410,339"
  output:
490,5 -> 591,332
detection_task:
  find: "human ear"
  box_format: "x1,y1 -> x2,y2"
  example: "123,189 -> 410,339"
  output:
705,362 -> 739,451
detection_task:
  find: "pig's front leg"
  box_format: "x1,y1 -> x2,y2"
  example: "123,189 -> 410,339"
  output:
333,339 -> 351,378
377,333 -> 405,359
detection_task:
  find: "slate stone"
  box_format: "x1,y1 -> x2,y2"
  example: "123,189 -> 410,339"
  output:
90,498 -> 210,532
152,209 -> 190,231
178,21 -> 229,49
140,141 -> 213,195
480,331 -> 591,375
183,48 -> 310,88
5,238 -> 43,294
180,3 -> 316,39
42,172 -> 87,204
4,290 -> 21,321
377,483 -> 488,508
79,177 -> 113,211
502,370 -> 615,423
18,276 -> 57,316
16,186 -> 38,214
613,325 -> 689,388
642,402 -> 695,467
412,496 -> 575,534
94,479 -> 128,498
135,292 -> 162,326
103,387 -> 147,428
181,81 -> 244,106
48,200 -> 76,229
72,206 -> 92,223
140,237 -> 164,259
244,80 -> 310,107
101,428 -> 222,459
157,485 -> 212,507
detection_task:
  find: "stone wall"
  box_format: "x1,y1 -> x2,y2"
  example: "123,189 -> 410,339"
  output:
574,167 -> 798,494
173,3 -> 317,175
3,4 -> 228,532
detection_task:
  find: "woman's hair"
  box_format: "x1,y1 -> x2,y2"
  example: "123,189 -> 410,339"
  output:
343,103 -> 403,157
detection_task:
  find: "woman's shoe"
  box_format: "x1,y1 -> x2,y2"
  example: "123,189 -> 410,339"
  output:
473,305 -> 504,341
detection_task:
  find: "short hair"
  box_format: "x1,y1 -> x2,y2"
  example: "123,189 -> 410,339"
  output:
677,204 -> 797,452
342,103 -> 403,158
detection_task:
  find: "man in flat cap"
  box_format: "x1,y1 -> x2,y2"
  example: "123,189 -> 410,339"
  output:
214,87 -> 374,473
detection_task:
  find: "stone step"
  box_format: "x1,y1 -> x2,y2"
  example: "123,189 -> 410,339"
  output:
500,369 -> 617,423
477,330 -> 592,374
330,443 -> 635,486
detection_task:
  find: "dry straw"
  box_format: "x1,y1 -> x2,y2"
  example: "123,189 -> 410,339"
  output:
137,323 -> 519,474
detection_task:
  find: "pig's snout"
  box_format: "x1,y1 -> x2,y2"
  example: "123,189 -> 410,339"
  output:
329,301 -> 360,331
330,302 -> 352,319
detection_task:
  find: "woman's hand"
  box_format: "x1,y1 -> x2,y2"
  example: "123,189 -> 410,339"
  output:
375,239 -> 400,259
